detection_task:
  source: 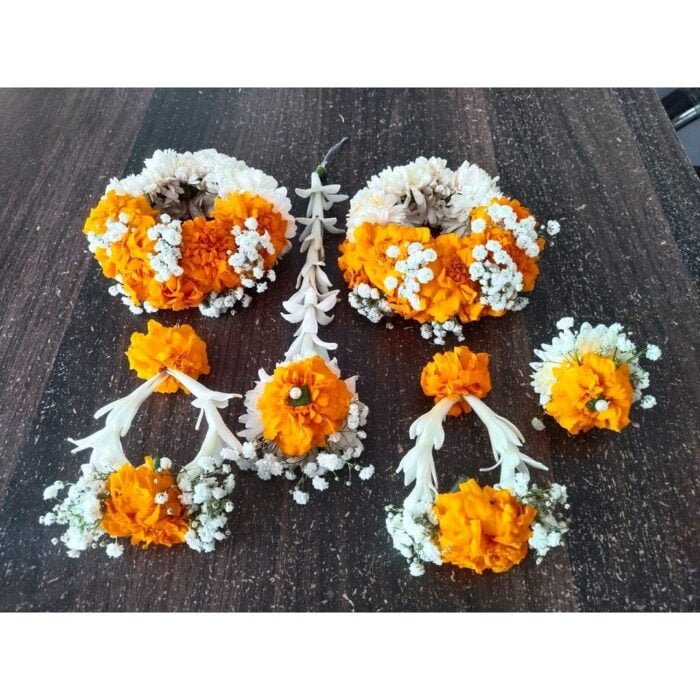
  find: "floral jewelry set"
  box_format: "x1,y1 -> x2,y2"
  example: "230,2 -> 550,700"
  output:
42,148 -> 661,577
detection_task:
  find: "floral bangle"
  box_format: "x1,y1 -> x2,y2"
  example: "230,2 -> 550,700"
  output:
233,140 -> 374,503
386,346 -> 569,576
530,317 -> 661,434
83,149 -> 295,316
338,157 -> 560,343
41,321 -> 242,558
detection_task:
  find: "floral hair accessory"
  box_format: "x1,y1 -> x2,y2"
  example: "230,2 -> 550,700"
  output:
338,157 -> 560,343
385,346 -> 569,576
83,149 -> 295,316
530,318 -> 661,435
235,140 -> 374,503
41,323 -> 242,558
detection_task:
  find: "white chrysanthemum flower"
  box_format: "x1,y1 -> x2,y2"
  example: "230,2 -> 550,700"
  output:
472,245 -> 487,261
317,452 -> 341,471
241,442 -> 257,460
511,473 -> 530,499
471,218 -> 486,233
546,220 -> 561,235
616,337 -> 635,353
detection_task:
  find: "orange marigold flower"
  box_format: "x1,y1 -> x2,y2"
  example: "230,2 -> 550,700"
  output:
338,222 -> 435,319
126,320 -> 210,393
420,346 -> 492,416
419,233 -> 483,323
141,216 -> 240,311
546,352 -> 633,434
85,189 -> 287,311
212,191 -> 289,267
101,458 -> 189,547
434,479 -> 536,574
338,238 -> 371,288
84,191 -> 160,305
257,355 -> 353,457
83,190 -> 159,241
471,197 -> 543,295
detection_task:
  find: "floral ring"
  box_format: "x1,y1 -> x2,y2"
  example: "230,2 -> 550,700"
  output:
83,149 -> 295,317
386,346 -> 569,577
338,157 -> 561,343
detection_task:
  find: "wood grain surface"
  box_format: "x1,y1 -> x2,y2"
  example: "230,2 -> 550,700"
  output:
0,88 -> 697,612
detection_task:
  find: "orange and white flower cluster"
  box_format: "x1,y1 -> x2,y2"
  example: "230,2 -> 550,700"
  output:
41,322 -> 241,557
83,149 -> 295,317
530,318 -> 661,435
385,346 -> 569,576
234,151 -> 374,503
338,158 -> 560,343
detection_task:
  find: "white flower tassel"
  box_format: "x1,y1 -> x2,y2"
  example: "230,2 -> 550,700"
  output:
69,371 -> 168,467
284,142 -> 348,361
234,140 -> 374,501
397,397 -> 456,514
464,395 -> 548,489
165,368 -> 242,465
70,369 -> 242,470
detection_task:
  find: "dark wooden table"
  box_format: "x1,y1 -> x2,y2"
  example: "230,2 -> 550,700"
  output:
0,89 -> 697,612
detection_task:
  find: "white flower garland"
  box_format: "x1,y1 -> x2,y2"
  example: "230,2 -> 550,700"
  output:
234,141 -> 375,502
42,369 -> 241,558
347,158 -> 502,234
